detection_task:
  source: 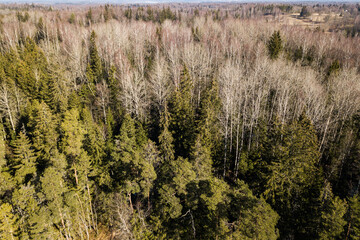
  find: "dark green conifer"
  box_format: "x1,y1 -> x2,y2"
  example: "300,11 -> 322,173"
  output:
168,65 -> 195,158
267,31 -> 283,59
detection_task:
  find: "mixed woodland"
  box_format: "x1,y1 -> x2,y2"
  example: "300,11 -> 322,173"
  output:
0,3 -> 360,240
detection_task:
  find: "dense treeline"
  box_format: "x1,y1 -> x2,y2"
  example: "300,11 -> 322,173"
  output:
0,3 -> 359,240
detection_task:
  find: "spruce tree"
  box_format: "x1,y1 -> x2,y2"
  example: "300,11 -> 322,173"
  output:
267,31 -> 283,59
168,64 -> 195,158
319,196 -> 347,240
262,114 -> 322,238
41,164 -> 70,239
27,101 -> 58,171
88,30 -> 102,82
229,181 -> 279,240
347,195 -> 360,240
11,131 -> 37,185
158,105 -> 175,164
0,203 -> 17,240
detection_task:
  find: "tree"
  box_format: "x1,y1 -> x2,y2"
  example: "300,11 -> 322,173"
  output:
319,196 -> 347,240
190,136 -> 213,180
300,6 -> 311,17
86,8 -> 93,25
168,65 -> 195,158
229,181 -> 279,240
10,131 -> 37,185
88,31 -> 102,83
41,164 -> 70,239
35,17 -> 46,43
347,195 -> 360,240
262,114 -> 322,238
158,105 -> 175,164
267,31 -> 283,59
27,101 -> 58,172
68,13 -> 76,24
0,203 -> 17,240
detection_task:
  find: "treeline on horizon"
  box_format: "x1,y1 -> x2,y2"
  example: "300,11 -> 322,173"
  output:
0,3 -> 359,240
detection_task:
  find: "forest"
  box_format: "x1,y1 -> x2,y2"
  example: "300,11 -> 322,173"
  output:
0,2 -> 359,240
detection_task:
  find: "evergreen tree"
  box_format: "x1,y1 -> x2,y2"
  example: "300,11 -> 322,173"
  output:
68,13 -> 76,24
86,8 -> 93,25
168,65 -> 195,158
190,135 -> 213,180
35,17 -> 46,43
41,163 -> 70,239
319,196 -> 347,240
81,107 -> 106,167
300,6 -> 311,17
347,195 -> 360,240
27,101 -> 58,171
229,181 -> 279,240
11,131 -> 37,185
88,30 -> 102,82
158,105 -> 175,164
262,114 -> 322,238
267,31 -> 283,59
0,203 -> 17,240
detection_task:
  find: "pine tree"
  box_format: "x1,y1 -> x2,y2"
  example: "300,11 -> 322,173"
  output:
197,78 -> 221,151
267,31 -> 283,59
11,184 -> 48,239
0,123 -> 6,169
0,123 -> 13,196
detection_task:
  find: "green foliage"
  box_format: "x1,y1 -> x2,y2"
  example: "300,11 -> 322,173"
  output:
0,7 -> 359,240
158,106 -> 175,164
267,31 -> 283,59
319,196 -> 347,240
125,8 -> 133,20
260,114 -> 322,238
0,203 -> 17,240
11,131 -> 37,185
348,195 -> 360,240
88,31 -> 102,83
327,60 -> 341,78
16,11 -> 30,22
68,13 -> 76,24
169,65 -> 195,158
35,17 -> 46,43
86,8 -> 93,24
229,181 -> 279,240
300,6 -> 311,17
27,101 -> 58,171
